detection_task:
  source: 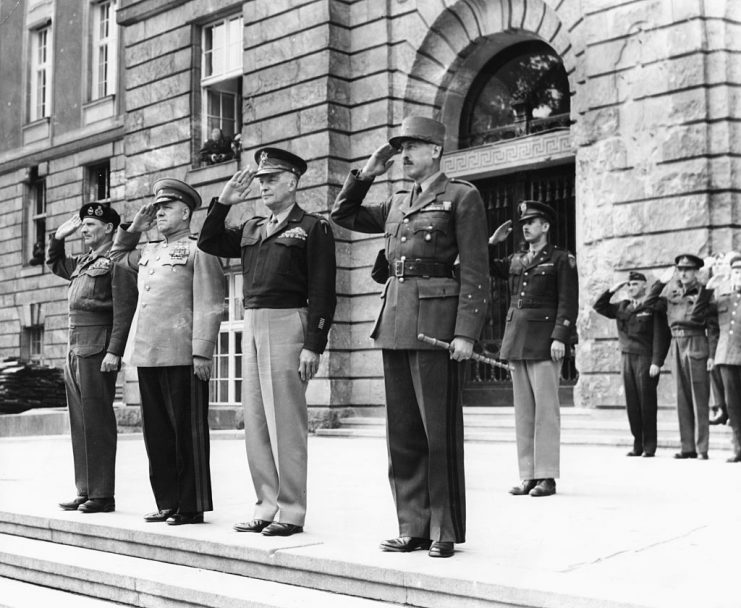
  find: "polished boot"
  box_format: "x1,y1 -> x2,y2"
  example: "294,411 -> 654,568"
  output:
78,498 -> 115,513
428,541 -> 454,558
509,479 -> 537,495
59,496 -> 87,511
529,478 -> 557,497
166,512 -> 204,526
143,508 -> 176,522
673,451 -> 698,459
379,536 -> 432,552
261,522 -> 303,536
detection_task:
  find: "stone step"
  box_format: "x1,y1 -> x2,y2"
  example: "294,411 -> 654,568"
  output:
0,533 -> 398,608
0,576 -> 123,608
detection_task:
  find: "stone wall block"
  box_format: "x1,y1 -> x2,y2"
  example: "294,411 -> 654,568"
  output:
350,46 -> 389,79
125,143 -> 191,178
245,1 -> 329,47
347,19 -> 388,54
126,72 -> 190,111
125,96 -> 190,134
125,26 -> 191,68
127,49 -> 191,90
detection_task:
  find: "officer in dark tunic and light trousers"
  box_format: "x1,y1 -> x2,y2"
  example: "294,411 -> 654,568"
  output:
332,116 -> 489,558
489,202 -> 578,498
47,203 -> 137,514
593,272 -> 670,457
198,148 -> 336,537
110,179 -> 224,525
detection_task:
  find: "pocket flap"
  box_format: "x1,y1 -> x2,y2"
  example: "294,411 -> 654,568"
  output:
418,278 -> 460,299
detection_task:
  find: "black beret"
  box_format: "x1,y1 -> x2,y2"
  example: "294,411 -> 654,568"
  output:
628,271 -> 647,282
79,203 -> 120,228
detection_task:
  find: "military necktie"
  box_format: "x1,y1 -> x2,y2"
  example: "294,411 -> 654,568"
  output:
410,184 -> 422,206
266,216 -> 279,237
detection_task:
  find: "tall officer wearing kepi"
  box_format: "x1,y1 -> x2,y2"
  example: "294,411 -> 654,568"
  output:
707,253 -> 741,462
593,272 -> 671,457
489,202 -> 578,498
47,203 -> 137,514
199,149 -> 336,538
332,116 -> 489,558
111,179 -> 224,525
645,254 -> 718,459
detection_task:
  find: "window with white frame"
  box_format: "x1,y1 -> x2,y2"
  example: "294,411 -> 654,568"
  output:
25,168 -> 46,266
210,271 -> 244,405
199,14 -> 243,164
91,0 -> 118,100
30,25 -> 52,121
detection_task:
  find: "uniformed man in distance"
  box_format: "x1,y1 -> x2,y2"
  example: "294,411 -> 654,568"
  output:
645,254 -> 718,459
198,148 -> 336,537
332,116 -> 490,558
111,179 -> 224,525
489,202 -> 578,498
593,272 -> 670,457
705,253 -> 741,462
48,203 -> 137,514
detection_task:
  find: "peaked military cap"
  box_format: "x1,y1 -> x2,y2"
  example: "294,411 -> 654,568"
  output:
389,116 -> 446,148
628,271 -> 647,282
254,147 -> 307,177
517,200 -> 555,224
674,253 -> 704,269
152,178 -> 202,210
79,203 -> 120,228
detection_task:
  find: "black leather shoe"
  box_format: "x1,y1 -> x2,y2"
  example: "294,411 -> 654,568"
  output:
234,519 -> 271,533
726,455 -> 741,463
709,406 -> 729,425
144,508 -> 176,522
379,536 -> 432,552
59,496 -> 87,511
626,450 -> 643,457
166,512 -> 204,526
698,452 -> 709,460
530,478 -> 556,497
261,522 -> 303,536
674,451 -> 698,459
509,479 -> 537,495
78,498 -> 115,513
643,452 -> 655,458
428,541 -> 454,558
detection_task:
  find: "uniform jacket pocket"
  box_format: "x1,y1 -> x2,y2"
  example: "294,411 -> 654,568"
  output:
69,325 -> 109,357
417,278 -> 460,341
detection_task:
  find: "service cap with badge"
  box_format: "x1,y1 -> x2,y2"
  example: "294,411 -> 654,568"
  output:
674,253 -> 704,269
79,203 -> 121,228
517,200 -> 555,225
152,178 -> 202,210
253,147 -> 307,178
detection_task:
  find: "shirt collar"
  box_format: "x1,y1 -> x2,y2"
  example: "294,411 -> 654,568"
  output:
269,204 -> 296,225
415,171 -> 443,194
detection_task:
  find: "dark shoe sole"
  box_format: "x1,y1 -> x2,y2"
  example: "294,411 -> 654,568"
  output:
380,539 -> 432,552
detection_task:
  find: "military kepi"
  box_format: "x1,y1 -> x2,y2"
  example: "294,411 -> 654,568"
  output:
153,178 -> 202,210
389,116 -> 446,148
517,200 -> 555,224
674,253 -> 704,269
254,147 -> 307,177
79,203 -> 120,228
628,271 -> 647,282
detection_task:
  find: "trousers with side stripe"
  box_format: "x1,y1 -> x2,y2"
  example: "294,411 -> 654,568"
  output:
137,366 -> 212,513
382,349 -> 465,543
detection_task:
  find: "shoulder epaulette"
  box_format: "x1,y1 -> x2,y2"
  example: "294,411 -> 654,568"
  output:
450,178 -> 475,188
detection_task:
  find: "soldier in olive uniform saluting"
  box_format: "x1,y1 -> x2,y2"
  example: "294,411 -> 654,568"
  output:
332,116 -> 489,558
593,272 -> 670,457
645,254 -> 718,459
489,202 -> 578,498
199,149 -> 336,537
111,179 -> 224,525
48,203 -> 137,513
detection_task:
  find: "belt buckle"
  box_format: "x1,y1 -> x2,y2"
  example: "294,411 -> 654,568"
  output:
517,299 -> 523,309
393,260 -> 404,278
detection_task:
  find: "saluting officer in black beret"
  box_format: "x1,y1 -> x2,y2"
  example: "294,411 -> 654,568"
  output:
593,272 -> 671,457
199,148 -> 336,537
47,203 -> 137,514
644,254 -> 719,459
332,116 -> 490,558
489,201 -> 578,498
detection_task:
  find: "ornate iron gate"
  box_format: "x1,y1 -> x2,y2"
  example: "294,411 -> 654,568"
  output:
462,163 -> 578,407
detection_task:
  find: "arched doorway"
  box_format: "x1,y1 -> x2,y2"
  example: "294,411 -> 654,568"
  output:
452,40 -> 578,406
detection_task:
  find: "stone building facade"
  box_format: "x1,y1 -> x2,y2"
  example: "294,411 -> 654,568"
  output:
0,0 -> 738,414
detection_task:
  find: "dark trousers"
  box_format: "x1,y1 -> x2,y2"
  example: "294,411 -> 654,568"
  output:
137,366 -> 212,513
622,353 -> 658,454
382,349 -> 465,543
718,365 -> 741,458
63,350 -> 117,498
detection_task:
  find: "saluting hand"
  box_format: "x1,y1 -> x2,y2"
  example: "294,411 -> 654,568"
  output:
489,220 -> 513,246
658,266 -> 675,284
100,353 -> 120,373
193,356 -> 213,382
359,144 -> 398,179
219,168 -> 256,205
551,339 -> 566,361
298,349 -> 320,382
55,215 -> 81,240
610,280 -> 627,293
129,203 -> 157,233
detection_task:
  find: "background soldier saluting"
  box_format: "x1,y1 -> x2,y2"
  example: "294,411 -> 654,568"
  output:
489,202 -> 578,498
593,272 -> 670,457
48,203 -> 137,514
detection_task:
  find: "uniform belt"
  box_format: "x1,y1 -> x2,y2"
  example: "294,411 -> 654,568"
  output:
69,310 -> 113,326
514,297 -> 551,309
390,259 -> 453,279
671,328 -> 705,338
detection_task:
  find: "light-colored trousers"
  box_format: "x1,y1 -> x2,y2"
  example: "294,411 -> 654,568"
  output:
510,359 -> 561,480
671,336 -> 709,455
242,308 -> 309,526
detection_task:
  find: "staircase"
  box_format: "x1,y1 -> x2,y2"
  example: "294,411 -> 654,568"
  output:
316,407 -> 735,452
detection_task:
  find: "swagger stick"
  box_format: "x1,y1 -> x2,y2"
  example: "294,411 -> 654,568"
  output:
417,333 -> 510,371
